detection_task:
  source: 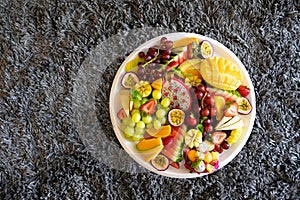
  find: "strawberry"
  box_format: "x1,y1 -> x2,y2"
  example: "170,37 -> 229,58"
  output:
224,102 -> 238,117
170,162 -> 180,169
237,85 -> 250,97
117,108 -> 127,120
162,135 -> 174,146
211,132 -> 227,145
166,61 -> 179,71
140,100 -> 156,115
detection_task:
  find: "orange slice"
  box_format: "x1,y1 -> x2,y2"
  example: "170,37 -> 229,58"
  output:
146,125 -> 171,138
173,37 -> 199,48
151,78 -> 163,91
139,144 -> 164,162
136,137 -> 163,151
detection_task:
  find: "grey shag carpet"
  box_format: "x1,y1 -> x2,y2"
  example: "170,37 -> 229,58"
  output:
0,0 -> 299,199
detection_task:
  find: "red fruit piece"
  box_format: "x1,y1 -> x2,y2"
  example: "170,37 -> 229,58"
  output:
166,61 -> 179,71
237,85 -> 250,97
187,43 -> 193,59
162,136 -> 174,146
224,102 -> 238,117
212,132 -> 227,145
170,162 -> 180,169
117,108 -> 127,120
186,113 -> 197,126
140,100 -> 157,115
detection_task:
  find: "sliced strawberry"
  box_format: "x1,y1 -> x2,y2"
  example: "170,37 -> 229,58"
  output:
166,61 -> 179,71
117,108 -> 127,120
212,132 -> 227,145
170,162 -> 180,169
224,102 -> 238,117
237,85 -> 250,97
162,135 -> 174,146
140,100 -> 156,115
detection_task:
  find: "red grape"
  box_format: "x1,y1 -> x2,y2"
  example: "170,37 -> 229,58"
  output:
196,90 -> 204,99
161,37 -> 168,44
205,96 -> 214,106
203,118 -> 211,126
138,51 -> 145,58
205,124 -> 213,132
201,108 -> 210,117
148,47 -> 158,57
145,55 -> 152,62
197,85 -> 206,93
221,141 -> 230,150
165,41 -> 173,49
214,145 -> 223,153
161,53 -> 170,60
210,107 -> 217,117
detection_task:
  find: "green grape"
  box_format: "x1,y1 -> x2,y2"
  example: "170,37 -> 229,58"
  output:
123,117 -> 135,127
131,109 -> 140,116
120,121 -> 127,131
131,133 -> 144,141
146,123 -> 153,129
124,126 -> 135,136
136,121 -> 146,129
141,98 -> 148,105
153,120 -> 162,130
142,115 -> 153,124
131,113 -> 141,123
158,116 -> 167,125
135,127 -> 145,135
133,100 -> 141,109
152,90 -> 162,100
123,117 -> 132,124
156,109 -> 166,118
161,97 -> 171,108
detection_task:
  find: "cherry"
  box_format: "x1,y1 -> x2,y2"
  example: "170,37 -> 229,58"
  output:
201,108 -> 210,117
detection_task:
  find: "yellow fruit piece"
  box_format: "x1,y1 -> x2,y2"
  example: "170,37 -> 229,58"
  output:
214,96 -> 226,120
199,57 -> 243,90
119,90 -> 131,116
136,137 -> 163,151
146,125 -> 171,138
178,58 -> 202,77
204,152 -> 213,163
135,81 -> 152,97
151,78 -> 163,91
125,55 -> 144,72
139,145 -> 164,162
206,163 -> 214,173
173,37 -> 199,48
227,128 -> 243,144
211,152 -> 219,161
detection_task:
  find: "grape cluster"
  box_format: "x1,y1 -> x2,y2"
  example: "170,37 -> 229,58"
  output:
194,84 -> 217,132
120,97 -> 171,141
136,37 -> 174,82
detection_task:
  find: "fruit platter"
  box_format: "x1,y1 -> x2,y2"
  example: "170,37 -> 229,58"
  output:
109,33 -> 256,178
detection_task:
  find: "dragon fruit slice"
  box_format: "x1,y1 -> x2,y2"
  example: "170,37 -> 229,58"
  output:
162,77 -> 192,111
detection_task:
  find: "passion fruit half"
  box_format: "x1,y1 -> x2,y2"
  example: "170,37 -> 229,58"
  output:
168,109 -> 185,126
121,72 -> 139,89
199,40 -> 214,59
150,154 -> 169,171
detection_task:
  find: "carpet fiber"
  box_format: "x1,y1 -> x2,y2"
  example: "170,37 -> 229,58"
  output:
0,0 -> 299,199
